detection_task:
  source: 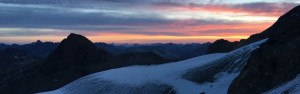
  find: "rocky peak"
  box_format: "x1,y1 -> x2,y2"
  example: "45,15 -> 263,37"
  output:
64,33 -> 92,44
59,33 -> 95,49
207,39 -> 239,54
40,33 -> 109,75
35,40 -> 43,44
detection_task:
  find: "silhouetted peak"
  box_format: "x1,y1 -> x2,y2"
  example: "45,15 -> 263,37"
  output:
50,33 -> 99,58
213,39 -> 239,44
207,39 -> 239,54
35,40 -> 43,44
42,33 -> 109,75
67,33 -> 83,39
62,33 -> 93,45
214,39 -> 230,43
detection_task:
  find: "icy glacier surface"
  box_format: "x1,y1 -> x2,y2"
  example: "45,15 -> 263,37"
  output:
39,39 -> 268,94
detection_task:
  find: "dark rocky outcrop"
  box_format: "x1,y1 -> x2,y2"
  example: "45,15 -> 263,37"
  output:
0,33 -> 181,94
0,33 -> 112,94
113,52 -> 178,67
94,42 -> 123,55
207,39 -> 239,54
229,5 -> 300,94
0,41 -> 59,59
0,48 -> 42,94
95,42 -> 210,60
33,33 -> 112,93
0,48 -> 41,76
19,41 -> 59,59
40,33 -> 111,75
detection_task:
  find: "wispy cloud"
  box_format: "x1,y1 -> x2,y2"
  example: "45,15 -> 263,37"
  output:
0,0 -> 298,43
151,2 -> 298,17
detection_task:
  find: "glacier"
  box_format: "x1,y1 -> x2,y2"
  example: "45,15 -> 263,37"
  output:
38,39 -> 268,94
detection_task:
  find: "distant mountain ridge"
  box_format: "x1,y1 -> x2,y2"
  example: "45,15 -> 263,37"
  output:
38,34 -> 268,94
3,4 -> 300,94
38,5 -> 300,94
0,33 -> 197,94
0,41 -> 59,59
0,47 -> 42,94
0,39 -> 210,60
207,39 -> 239,54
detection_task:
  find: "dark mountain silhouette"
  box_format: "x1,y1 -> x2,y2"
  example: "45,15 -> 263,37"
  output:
113,52 -> 179,67
94,42 -> 123,55
31,33 -> 112,93
0,33 -> 113,94
0,33 -> 185,94
0,41 -> 59,59
114,43 -> 210,59
0,40 -> 209,60
2,5 -> 299,94
19,40 -> 59,59
207,39 -> 239,54
229,5 -> 300,94
0,48 -> 41,76
0,43 -> 9,49
40,33 -> 111,75
0,48 -> 42,94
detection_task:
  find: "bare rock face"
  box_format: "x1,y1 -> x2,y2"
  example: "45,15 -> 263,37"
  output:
41,33 -> 110,75
34,33 -> 111,92
229,5 -> 300,94
207,39 -> 239,54
0,33 -> 181,94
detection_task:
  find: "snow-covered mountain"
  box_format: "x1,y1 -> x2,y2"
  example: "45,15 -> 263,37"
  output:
38,39 -> 268,94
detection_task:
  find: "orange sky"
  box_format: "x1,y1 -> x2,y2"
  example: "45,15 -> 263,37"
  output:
0,22 -> 273,44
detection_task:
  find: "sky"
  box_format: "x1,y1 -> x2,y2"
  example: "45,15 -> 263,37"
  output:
0,0 -> 299,44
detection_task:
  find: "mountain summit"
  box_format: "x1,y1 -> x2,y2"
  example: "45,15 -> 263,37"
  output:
34,33 -> 111,92
41,33 -> 110,75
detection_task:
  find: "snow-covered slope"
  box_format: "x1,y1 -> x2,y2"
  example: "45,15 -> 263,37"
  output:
38,39 -> 267,94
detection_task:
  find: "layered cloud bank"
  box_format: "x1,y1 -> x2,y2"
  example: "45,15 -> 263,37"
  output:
0,0 -> 298,43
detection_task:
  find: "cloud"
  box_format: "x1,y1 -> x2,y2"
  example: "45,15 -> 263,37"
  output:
0,2 -> 245,32
0,3 -> 171,27
0,1 -> 298,43
152,2 -> 299,17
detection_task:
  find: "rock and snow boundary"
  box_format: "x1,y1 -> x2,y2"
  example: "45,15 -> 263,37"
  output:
39,39 -> 268,94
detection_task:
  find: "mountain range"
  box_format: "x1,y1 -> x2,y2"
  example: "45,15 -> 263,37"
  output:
1,4 -> 300,94
0,33 -> 209,94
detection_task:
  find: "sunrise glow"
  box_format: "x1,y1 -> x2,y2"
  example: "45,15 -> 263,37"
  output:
0,0 -> 298,44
